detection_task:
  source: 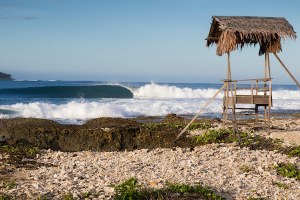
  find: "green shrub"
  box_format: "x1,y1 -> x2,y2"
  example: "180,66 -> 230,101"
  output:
0,145 -> 17,153
239,164 -> 252,173
27,147 -> 40,156
82,191 -> 92,198
247,197 -> 268,200
193,129 -> 237,144
276,163 -> 300,180
188,121 -> 211,130
166,182 -> 224,200
114,178 -> 140,200
0,180 -> 16,190
113,178 -> 225,200
0,194 -> 11,200
62,193 -> 74,200
273,182 -> 289,189
287,146 -> 300,157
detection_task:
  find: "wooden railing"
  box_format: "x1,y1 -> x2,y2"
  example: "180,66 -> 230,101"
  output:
223,78 -> 272,106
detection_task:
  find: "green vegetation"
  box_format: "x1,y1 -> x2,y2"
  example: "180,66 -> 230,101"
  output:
82,191 -> 92,198
27,147 -> 40,156
193,128 -> 300,159
62,193 -> 74,200
0,145 -> 18,153
285,145 -> 300,157
37,195 -> 49,200
0,144 -> 40,157
187,121 -> 211,131
239,164 -> 252,173
165,182 -> 224,200
0,194 -> 11,200
0,180 -> 16,190
113,178 -> 224,200
194,129 -> 239,144
273,182 -> 289,189
141,121 -> 211,132
193,128 -> 281,149
114,178 -> 140,200
276,163 -> 300,180
247,197 -> 268,200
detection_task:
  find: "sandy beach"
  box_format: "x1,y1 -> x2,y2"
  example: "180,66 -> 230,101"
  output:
1,116 -> 300,199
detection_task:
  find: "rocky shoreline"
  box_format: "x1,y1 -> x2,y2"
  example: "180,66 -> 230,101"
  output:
1,116 -> 300,199
0,116 -> 196,152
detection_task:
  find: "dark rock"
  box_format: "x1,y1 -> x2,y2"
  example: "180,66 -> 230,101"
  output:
162,113 -> 185,124
0,118 -> 196,152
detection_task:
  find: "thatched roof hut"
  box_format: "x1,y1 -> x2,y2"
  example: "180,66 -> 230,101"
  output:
206,16 -> 296,56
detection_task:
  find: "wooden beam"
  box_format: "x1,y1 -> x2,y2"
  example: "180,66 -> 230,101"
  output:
227,52 -> 231,80
175,84 -> 226,141
273,53 -> 300,89
267,52 -> 271,78
264,53 -> 267,80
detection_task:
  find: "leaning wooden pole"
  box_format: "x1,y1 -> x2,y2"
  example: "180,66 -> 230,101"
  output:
175,84 -> 226,141
273,53 -> 300,89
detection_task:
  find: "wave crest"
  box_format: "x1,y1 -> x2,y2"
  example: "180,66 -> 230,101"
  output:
132,83 -> 222,99
132,83 -> 300,100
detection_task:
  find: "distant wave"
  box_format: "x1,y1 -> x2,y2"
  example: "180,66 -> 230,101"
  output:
131,83 -> 300,100
0,85 -> 133,99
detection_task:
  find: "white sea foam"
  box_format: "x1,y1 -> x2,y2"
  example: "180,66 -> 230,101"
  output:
0,83 -> 299,124
131,83 -> 300,100
0,99 -> 222,123
1,97 -> 299,124
132,83 -> 224,99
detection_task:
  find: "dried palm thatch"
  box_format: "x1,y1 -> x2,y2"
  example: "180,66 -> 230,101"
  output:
206,16 -> 296,56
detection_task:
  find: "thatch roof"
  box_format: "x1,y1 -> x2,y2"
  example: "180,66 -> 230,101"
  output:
206,16 -> 296,56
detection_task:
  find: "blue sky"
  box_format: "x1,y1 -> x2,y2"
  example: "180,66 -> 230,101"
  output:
0,0 -> 299,84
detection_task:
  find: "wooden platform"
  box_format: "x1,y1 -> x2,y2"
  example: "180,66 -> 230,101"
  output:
224,95 -> 270,106
222,78 -> 272,131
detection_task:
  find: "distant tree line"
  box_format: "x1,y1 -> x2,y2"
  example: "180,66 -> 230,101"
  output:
0,72 -> 13,80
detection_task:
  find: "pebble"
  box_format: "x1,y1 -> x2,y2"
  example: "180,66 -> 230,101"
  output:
2,144 -> 300,199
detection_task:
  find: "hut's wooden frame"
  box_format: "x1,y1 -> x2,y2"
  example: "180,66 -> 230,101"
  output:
206,16 -> 299,132
176,16 -> 298,141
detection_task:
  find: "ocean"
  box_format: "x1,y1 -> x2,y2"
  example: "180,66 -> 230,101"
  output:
0,80 -> 299,124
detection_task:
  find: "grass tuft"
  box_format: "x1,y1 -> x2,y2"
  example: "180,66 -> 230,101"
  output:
276,163 -> 300,180
0,180 -> 16,190
62,193 -> 74,200
239,164 -> 252,173
273,182 -> 289,189
193,128 -> 300,159
0,194 -> 11,200
113,178 -> 225,200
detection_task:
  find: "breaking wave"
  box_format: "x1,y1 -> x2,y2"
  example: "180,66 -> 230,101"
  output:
131,83 -> 300,100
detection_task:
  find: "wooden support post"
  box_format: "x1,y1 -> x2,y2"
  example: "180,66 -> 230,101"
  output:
255,105 -> 258,125
273,53 -> 300,89
267,52 -> 271,79
267,53 -> 272,132
223,81 -> 229,126
228,52 -> 231,80
231,83 -> 237,136
264,53 -> 267,81
251,80 -> 254,104
268,81 -> 271,133
224,52 -> 232,126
